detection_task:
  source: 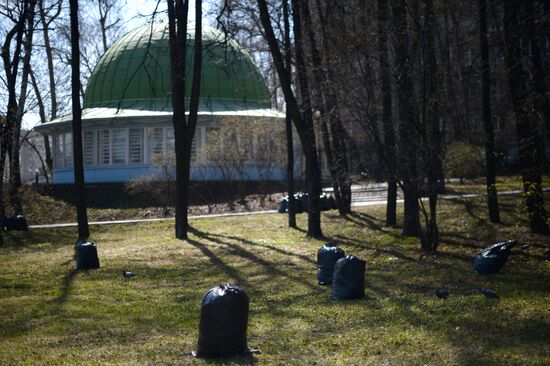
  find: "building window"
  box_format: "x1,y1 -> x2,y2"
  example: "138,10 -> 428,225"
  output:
149,127 -> 164,160
83,130 -> 95,166
64,133 -> 73,168
129,128 -> 144,164
97,129 -> 111,165
165,126 -> 175,156
112,128 -> 127,164
54,134 -> 64,169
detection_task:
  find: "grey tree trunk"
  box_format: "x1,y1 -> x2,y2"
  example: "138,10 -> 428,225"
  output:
167,0 -> 202,240
283,0 -> 296,228
503,0 -> 549,235
69,0 -> 90,241
377,0 -> 397,227
257,0 -> 323,238
479,0 -> 500,223
391,0 -> 421,238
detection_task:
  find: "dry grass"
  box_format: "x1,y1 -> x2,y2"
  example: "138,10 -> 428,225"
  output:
0,193 -> 549,365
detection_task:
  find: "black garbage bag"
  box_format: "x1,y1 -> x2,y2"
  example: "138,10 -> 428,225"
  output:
317,244 -> 345,285
332,255 -> 366,300
296,192 -> 309,213
195,284 -> 251,358
319,194 -> 329,211
293,193 -> 305,213
328,195 -> 337,210
473,240 -> 517,275
2,215 -> 28,231
278,196 -> 288,213
75,240 -> 100,270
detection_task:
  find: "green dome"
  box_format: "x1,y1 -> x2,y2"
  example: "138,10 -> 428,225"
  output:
83,23 -> 270,112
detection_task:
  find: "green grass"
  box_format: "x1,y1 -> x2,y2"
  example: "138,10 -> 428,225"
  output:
445,175 -> 550,194
1,194 -> 549,365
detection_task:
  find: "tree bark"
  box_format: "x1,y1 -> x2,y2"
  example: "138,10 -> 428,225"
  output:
69,0 -> 90,241
283,0 -> 296,228
257,0 -> 323,238
167,0 -> 202,240
420,0 -> 442,252
391,0 -> 421,238
9,0 -> 37,214
38,0 -> 61,172
503,0 -> 549,235
479,0 -> 500,223
377,0 -> 397,227
312,0 -> 352,215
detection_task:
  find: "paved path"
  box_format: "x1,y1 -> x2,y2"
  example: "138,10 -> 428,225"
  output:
27,188 -> 533,229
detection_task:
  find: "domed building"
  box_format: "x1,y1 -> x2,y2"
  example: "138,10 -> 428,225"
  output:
35,22 -> 287,183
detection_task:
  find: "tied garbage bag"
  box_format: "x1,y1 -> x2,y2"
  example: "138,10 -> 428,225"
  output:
473,240 -> 517,275
278,196 -> 288,213
317,244 -> 345,285
75,240 -> 100,270
2,215 -> 28,231
194,284 -> 252,358
332,255 -> 366,300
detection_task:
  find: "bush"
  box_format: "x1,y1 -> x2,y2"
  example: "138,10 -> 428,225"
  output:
125,153 -> 175,216
444,142 -> 485,183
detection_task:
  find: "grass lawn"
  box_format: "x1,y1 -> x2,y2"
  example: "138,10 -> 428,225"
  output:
444,175 -> 550,194
1,194 -> 549,365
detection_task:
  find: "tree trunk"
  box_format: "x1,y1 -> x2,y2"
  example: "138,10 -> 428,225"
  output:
391,0 -> 421,238
421,0 -> 442,252
292,0 -> 323,236
69,0 -> 90,241
283,0 -> 296,228
38,0 -> 61,172
9,0 -> 37,214
314,0 -> 352,215
257,0 -> 322,238
479,0 -> 500,223
377,0 -> 397,227
168,0 -> 202,240
503,0 -> 549,235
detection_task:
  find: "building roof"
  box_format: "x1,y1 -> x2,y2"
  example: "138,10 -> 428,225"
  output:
83,22 -> 271,112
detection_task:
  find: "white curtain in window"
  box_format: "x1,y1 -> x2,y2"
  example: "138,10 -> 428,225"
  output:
129,128 -> 143,164
64,133 -> 73,168
54,134 -> 64,169
149,127 -> 164,160
97,129 -> 110,165
83,131 -> 94,166
165,127 -> 175,155
112,129 -> 127,164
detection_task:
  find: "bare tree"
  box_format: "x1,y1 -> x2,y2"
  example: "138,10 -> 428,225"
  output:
391,0 -> 421,238
377,0 -> 397,227
69,0 -> 90,241
283,0 -> 296,228
479,0 -> 500,223
256,0 -> 323,238
503,0 -> 548,235
167,0 -> 203,240
1,0 -> 37,224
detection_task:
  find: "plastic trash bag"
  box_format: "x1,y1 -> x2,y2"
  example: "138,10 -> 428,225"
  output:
332,255 -> 366,300
317,244 -> 345,285
194,284 -> 252,358
473,240 -> 516,275
278,196 -> 288,213
2,215 -> 28,231
75,240 -> 100,270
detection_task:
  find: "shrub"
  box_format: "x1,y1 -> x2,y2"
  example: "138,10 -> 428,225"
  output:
444,142 -> 485,183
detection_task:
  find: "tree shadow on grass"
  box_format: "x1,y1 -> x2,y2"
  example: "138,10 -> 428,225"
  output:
187,226 -> 317,291
53,267 -> 78,305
